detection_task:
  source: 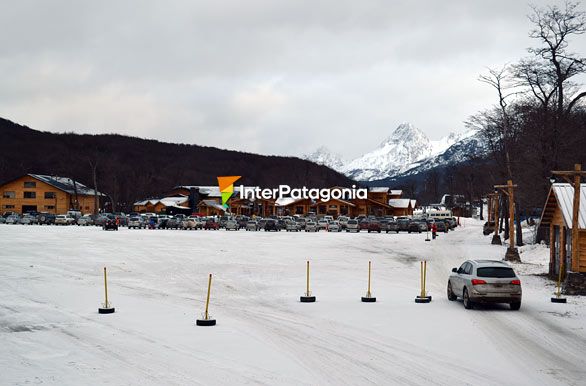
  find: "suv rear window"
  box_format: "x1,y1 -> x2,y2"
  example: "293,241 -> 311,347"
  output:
477,267 -> 516,278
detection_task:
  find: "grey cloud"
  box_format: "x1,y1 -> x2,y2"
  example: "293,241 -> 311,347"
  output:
0,0 -> 582,159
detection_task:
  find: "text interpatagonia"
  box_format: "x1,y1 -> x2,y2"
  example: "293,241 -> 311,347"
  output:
239,185 -> 367,202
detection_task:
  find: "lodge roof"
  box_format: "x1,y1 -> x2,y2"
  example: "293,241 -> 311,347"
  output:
540,183 -> 586,229
27,174 -> 104,196
388,198 -> 412,209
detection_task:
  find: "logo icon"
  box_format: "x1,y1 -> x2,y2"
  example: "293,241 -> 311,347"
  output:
217,176 -> 241,208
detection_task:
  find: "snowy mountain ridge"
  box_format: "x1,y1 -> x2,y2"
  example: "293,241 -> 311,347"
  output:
304,123 -> 482,181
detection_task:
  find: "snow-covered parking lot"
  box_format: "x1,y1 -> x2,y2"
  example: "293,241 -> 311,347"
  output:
1,220 -> 585,385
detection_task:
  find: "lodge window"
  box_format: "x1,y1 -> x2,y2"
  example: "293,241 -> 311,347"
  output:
2,191 -> 15,198
318,205 -> 326,214
24,181 -> 36,188
45,192 -> 56,199
295,206 -> 304,214
23,191 -> 36,199
2,205 -> 15,209
44,205 -> 55,210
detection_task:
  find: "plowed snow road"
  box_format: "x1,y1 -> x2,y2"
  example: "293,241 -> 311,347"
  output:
1,221 -> 584,385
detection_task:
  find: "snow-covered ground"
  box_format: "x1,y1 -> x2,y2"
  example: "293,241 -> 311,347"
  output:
1,220 -> 585,385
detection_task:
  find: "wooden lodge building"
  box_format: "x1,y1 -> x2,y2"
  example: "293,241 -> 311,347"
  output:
133,185 -> 415,218
540,183 -> 586,294
0,174 -> 103,215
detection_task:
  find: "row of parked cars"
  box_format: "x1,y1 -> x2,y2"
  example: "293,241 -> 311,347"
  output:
1,211 -> 459,234
1,211 -> 123,230
121,213 -> 459,233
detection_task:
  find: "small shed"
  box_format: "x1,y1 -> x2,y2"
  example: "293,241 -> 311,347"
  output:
539,183 -> 586,293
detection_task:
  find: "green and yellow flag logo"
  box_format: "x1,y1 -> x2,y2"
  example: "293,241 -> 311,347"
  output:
217,176 -> 241,209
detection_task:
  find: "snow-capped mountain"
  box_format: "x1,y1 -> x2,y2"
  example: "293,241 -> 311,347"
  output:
303,123 -> 484,182
303,146 -> 345,172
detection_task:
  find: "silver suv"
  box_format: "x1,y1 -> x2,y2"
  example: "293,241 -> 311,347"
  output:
447,260 -> 522,310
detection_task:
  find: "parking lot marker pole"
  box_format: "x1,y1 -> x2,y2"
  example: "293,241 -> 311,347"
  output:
415,260 -> 432,303
300,260 -> 316,302
368,261 -> 372,297
362,260 -> 377,302
196,274 -> 217,325
104,267 -> 109,307
98,267 -> 115,314
205,274 -> 212,320
551,264 -> 567,303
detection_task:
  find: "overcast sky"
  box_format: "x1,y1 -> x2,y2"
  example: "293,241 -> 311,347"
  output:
1,0 -> 583,160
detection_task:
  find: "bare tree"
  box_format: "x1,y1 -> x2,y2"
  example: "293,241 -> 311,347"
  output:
527,1 -> 586,166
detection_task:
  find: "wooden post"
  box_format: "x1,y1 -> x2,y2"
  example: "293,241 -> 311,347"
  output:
549,223 -> 555,278
508,180 -> 515,249
571,164 -> 581,272
204,274 -> 212,320
494,194 -> 500,230
560,226 -> 566,281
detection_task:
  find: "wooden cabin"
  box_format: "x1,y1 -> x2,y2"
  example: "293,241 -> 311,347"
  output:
275,198 -> 312,216
133,196 -> 190,214
388,198 -> 414,217
540,183 -> 586,282
313,198 -> 356,217
0,174 -> 103,215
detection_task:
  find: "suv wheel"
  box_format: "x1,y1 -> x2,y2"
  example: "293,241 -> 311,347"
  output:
463,288 -> 474,309
447,281 -> 457,301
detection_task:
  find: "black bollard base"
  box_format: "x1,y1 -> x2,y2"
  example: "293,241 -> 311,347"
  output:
491,234 -> 502,245
551,297 -> 567,303
361,296 -> 377,302
98,307 -> 115,314
415,295 -> 432,303
300,295 -> 316,302
196,318 -> 216,326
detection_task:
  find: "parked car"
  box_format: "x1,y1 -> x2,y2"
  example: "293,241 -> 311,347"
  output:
408,220 -> 427,233
446,217 -> 457,229
103,218 -> 119,231
0,216 -> 5,224
166,217 -> 183,229
181,217 -> 200,230
245,220 -> 259,231
386,220 -> 399,233
447,260 -> 522,310
204,219 -> 219,230
295,217 -> 307,230
286,221 -> 300,232
264,219 -> 280,232
237,217 -> 250,229
338,216 -> 349,229
6,215 -> 20,224
55,215 -> 75,225
435,221 -> 448,233
305,221 -> 318,232
225,219 -> 240,231
317,219 -> 329,231
37,213 -> 56,225
77,215 -> 94,226
19,214 -> 37,225
127,216 -> 144,229
257,219 -> 267,230
345,219 -> 359,233
326,221 -> 339,232
367,221 -> 382,233
396,218 -> 410,232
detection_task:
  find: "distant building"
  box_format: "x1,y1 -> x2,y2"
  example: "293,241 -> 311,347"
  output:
0,174 -> 104,215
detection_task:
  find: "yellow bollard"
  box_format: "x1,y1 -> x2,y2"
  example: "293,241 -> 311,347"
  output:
300,260 -> 316,302
415,260 -> 432,303
98,266 -> 115,314
551,264 -> 567,303
197,273 -> 217,325
361,260 -> 377,302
